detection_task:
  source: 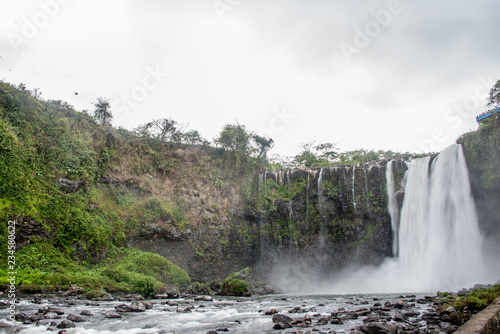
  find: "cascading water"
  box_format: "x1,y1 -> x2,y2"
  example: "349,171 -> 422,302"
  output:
397,144 -> 484,291
326,144 -> 488,293
305,173 -> 310,226
317,168 -> 324,221
352,166 -> 357,212
386,160 -> 400,256
363,166 -> 370,212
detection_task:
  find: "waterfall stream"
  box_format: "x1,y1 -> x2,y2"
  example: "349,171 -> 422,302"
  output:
397,144 -> 484,291
386,160 -> 400,256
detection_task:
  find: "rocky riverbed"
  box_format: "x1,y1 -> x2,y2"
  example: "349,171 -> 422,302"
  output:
0,287 -> 491,334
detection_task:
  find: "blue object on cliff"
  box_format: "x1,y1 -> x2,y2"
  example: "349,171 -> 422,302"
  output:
476,107 -> 500,123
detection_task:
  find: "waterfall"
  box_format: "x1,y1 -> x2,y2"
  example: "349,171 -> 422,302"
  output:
386,160 -> 399,256
317,168 -> 324,198
397,144 -> 484,291
306,173 -> 310,226
352,166 -> 357,212
326,144 -> 488,293
363,166 -> 370,212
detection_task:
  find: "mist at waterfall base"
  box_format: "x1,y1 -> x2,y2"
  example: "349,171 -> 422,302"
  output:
276,144 -> 497,294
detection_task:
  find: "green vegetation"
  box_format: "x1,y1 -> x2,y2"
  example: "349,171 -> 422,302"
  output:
0,242 -> 189,297
438,285 -> 500,315
458,118 -> 500,189
0,81 -> 273,295
269,140 -> 428,169
220,268 -> 251,296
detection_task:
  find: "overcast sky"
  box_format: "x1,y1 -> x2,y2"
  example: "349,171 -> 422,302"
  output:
1,0 -> 499,157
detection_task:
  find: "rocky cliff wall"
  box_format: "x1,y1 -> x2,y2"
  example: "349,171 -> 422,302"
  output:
245,160 -> 408,289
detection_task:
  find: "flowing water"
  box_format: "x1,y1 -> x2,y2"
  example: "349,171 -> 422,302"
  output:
386,160 -> 399,256
0,293 -> 433,334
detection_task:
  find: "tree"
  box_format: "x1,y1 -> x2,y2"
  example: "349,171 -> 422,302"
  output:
93,97 -> 112,126
487,79 -> 500,109
216,123 -> 253,154
294,141 -> 336,167
135,118 -> 177,142
315,142 -> 338,163
181,129 -> 204,145
253,135 -> 274,159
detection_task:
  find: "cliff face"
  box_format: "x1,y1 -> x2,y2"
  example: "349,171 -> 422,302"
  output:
245,161 -> 405,288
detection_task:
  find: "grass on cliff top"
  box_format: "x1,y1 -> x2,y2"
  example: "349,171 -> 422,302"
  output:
0,242 -> 190,298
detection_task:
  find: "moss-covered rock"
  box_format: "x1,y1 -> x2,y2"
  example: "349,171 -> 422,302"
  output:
220,268 -> 252,296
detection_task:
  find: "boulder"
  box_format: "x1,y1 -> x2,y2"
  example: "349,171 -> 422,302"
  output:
362,313 -> 379,323
67,313 -> 85,322
104,310 -> 122,318
272,314 -> 293,324
57,320 -> 76,329
80,310 -> 94,316
156,285 -> 179,299
142,301 -> 154,309
38,306 -> 65,315
100,293 -> 114,301
355,323 -> 392,334
130,301 -> 146,312
177,305 -> 194,313
115,304 -> 133,312
61,284 -> 84,297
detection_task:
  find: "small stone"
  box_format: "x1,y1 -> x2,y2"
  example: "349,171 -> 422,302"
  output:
80,310 -> 94,316
44,312 -> 61,319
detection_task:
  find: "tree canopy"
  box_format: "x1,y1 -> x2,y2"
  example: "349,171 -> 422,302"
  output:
487,79 -> 500,109
93,97 -> 112,126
